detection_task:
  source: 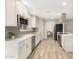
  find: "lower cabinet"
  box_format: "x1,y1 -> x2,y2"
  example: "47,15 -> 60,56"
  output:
5,38 -> 32,59
19,38 -> 31,59
5,33 -> 42,59
5,43 -> 18,59
35,32 -> 42,46
31,36 -> 35,51
61,34 -> 73,52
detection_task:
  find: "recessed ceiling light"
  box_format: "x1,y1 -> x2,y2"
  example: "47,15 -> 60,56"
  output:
58,13 -> 61,16
62,2 -> 67,6
21,0 -> 31,7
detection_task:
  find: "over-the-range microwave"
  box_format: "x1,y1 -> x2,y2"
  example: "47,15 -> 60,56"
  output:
17,15 -> 28,25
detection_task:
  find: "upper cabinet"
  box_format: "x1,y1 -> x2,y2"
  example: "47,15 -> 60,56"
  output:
31,16 -> 38,28
5,0 -> 31,26
5,0 -> 17,26
16,1 -> 30,18
5,0 -> 38,27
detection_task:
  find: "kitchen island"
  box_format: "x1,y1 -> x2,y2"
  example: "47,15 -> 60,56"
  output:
57,33 -> 73,52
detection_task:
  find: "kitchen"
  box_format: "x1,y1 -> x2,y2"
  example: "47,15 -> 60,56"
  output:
5,0 -> 73,59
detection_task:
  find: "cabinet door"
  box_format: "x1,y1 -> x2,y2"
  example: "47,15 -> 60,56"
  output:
61,35 -> 73,52
25,38 -> 32,58
16,1 -> 30,18
16,1 -> 24,16
19,40 -> 27,59
64,36 -> 73,52
5,43 -> 18,59
19,38 -> 32,59
35,33 -> 41,46
31,16 -> 37,27
35,34 -> 39,46
61,38 -> 65,49
5,0 -> 17,26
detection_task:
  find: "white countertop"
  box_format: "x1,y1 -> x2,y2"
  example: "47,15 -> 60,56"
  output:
5,32 -> 39,44
60,33 -> 73,36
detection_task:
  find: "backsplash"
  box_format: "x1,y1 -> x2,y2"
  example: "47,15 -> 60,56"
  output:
5,26 -> 33,39
5,26 -> 20,38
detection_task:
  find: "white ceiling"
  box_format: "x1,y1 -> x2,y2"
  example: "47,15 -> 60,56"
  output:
21,0 -> 73,19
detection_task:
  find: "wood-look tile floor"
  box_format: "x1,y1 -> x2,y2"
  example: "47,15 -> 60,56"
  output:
28,38 -> 73,59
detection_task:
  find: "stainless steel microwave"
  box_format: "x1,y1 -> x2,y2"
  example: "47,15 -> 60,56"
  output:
17,15 -> 28,25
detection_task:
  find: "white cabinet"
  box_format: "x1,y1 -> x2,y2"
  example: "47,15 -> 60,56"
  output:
16,1 -> 30,18
5,0 -> 17,26
35,32 -> 42,46
5,38 -> 32,59
61,33 -> 73,52
35,34 -> 39,45
5,43 -> 18,59
5,0 -> 31,26
31,16 -> 37,27
19,38 -> 31,59
16,1 -> 23,16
